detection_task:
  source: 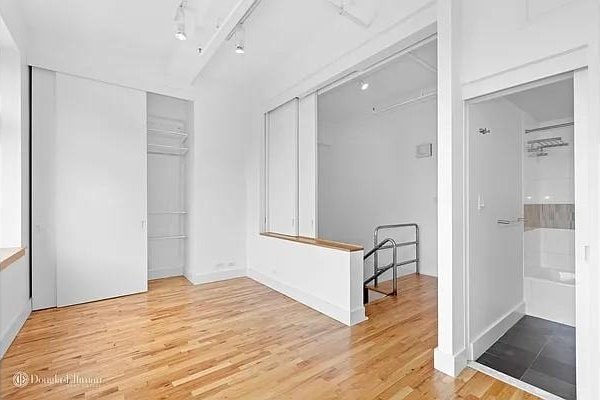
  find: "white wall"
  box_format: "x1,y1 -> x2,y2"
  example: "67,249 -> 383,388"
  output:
0,256 -> 30,357
318,99 -> 437,277
0,46 -> 23,247
467,97 -> 524,355
185,77 -> 249,284
460,0 -> 592,86
0,7 -> 31,358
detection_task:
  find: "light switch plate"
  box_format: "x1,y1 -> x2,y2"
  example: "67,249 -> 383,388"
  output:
416,143 -> 433,158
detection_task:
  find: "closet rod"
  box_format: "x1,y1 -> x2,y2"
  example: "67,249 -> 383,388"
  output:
149,211 -> 187,215
148,235 -> 188,240
525,122 -> 574,134
372,91 -> 437,114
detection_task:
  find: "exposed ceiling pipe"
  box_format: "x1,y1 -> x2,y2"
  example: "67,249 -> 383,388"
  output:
325,0 -> 378,28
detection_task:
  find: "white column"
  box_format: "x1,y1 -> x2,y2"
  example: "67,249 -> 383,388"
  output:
433,0 -> 467,377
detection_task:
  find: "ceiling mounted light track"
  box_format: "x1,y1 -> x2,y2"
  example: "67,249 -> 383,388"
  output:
225,0 -> 263,54
174,1 -> 187,41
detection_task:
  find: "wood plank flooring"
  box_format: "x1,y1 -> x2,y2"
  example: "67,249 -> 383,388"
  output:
0,274 -> 538,399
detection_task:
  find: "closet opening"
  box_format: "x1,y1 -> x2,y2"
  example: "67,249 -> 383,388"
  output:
146,93 -> 193,280
316,38 -> 438,298
467,75 -> 577,400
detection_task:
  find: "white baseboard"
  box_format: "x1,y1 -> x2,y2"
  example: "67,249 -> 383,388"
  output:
184,268 -> 246,285
433,347 -> 467,377
247,268 -> 366,326
0,300 -> 32,359
148,266 -> 183,280
469,302 -> 525,360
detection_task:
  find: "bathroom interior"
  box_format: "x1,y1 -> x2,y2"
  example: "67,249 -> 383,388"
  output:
469,77 -> 576,400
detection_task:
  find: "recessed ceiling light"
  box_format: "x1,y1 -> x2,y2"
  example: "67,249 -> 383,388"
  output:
360,80 -> 369,91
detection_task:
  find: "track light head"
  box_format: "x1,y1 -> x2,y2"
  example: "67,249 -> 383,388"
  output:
234,24 -> 245,54
174,3 -> 187,41
360,80 -> 369,91
175,26 -> 187,41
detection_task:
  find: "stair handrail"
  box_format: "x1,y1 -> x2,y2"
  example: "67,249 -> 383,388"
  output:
374,223 -> 419,286
363,238 -> 398,299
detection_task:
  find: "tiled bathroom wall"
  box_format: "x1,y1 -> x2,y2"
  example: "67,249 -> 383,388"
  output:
523,122 -> 574,279
524,204 -> 574,231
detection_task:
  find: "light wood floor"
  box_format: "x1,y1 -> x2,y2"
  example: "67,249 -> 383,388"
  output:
0,274 -> 538,399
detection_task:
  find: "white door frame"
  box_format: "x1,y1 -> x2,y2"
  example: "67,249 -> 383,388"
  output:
463,69 -> 593,399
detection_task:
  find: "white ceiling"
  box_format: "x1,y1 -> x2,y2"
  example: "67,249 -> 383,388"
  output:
19,0 -> 240,93
506,78 -> 574,122
16,0 -> 434,100
318,40 -> 437,123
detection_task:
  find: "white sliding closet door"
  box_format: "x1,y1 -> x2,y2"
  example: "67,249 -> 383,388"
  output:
54,73 -> 147,306
32,68 -> 57,310
266,99 -> 298,235
298,94 -> 317,237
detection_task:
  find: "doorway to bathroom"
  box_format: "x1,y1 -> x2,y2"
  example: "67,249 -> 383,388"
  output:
465,72 -> 587,400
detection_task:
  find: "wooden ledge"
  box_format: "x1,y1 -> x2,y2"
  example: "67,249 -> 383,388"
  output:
0,247 -> 26,271
260,232 -> 363,252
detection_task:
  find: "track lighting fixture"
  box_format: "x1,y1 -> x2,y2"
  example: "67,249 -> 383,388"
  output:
360,80 -> 369,91
174,2 -> 187,41
234,24 -> 245,54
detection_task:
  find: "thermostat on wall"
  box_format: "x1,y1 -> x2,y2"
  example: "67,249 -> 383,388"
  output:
416,143 -> 433,158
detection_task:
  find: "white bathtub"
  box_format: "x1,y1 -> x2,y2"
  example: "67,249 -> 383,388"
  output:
524,228 -> 575,327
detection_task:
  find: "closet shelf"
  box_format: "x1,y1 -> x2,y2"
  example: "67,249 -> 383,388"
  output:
147,128 -> 188,141
147,143 -> 189,156
148,235 -> 188,240
149,211 -> 187,215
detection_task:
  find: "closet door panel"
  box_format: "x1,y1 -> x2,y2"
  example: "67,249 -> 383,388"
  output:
55,73 -> 147,306
32,68 -> 57,310
298,93 -> 317,237
266,99 -> 298,235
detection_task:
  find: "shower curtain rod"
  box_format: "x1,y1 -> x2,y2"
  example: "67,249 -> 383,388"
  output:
525,121 -> 574,134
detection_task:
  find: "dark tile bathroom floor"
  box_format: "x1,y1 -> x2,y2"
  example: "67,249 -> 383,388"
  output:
477,315 -> 576,400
